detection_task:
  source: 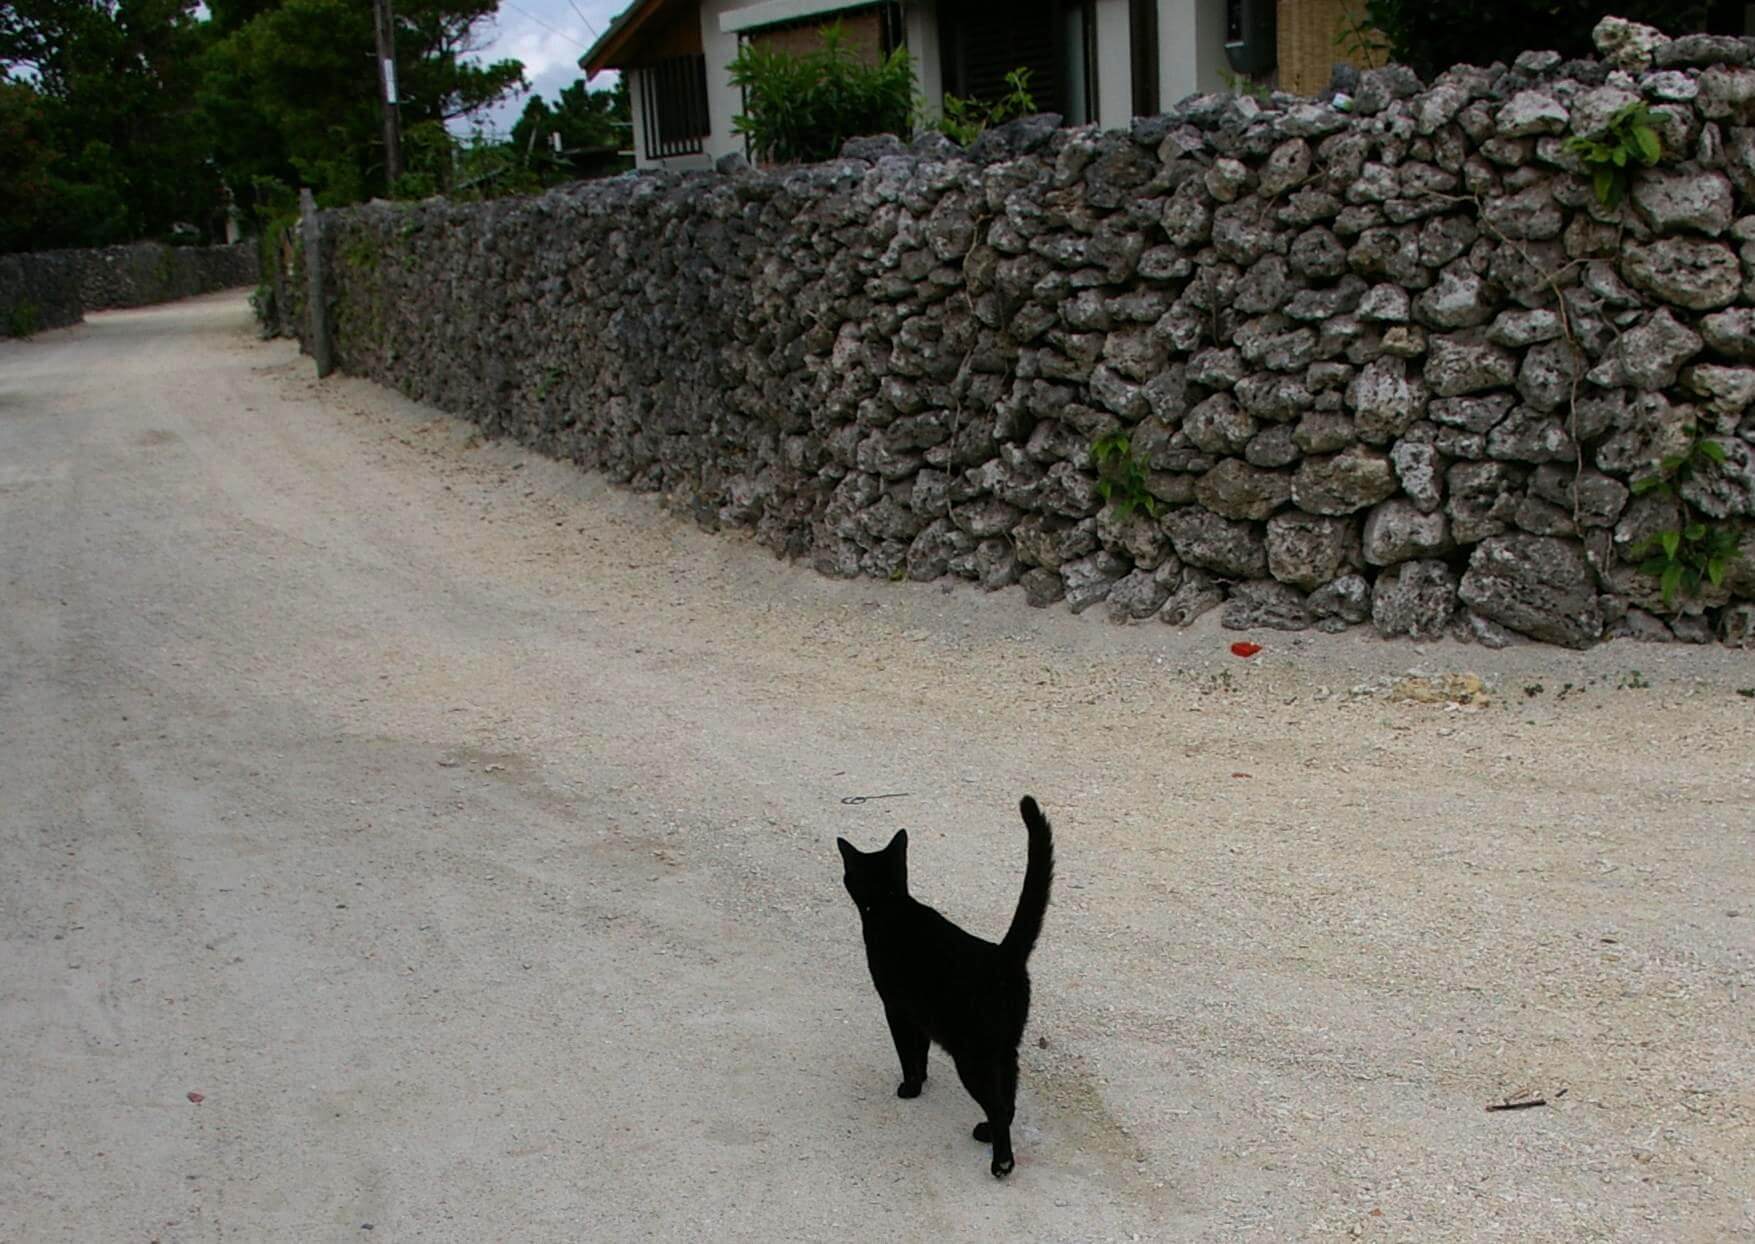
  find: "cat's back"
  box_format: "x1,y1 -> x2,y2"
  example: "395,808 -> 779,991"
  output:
865,899 -> 1027,1034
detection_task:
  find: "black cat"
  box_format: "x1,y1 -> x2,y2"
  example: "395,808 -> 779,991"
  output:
836,795 -> 1055,1178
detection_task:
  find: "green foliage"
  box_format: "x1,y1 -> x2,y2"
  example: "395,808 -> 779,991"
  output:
1350,0 -> 1716,78
199,0 -> 525,213
1564,101 -> 1663,207
1334,1 -> 1395,66
510,78 -> 632,184
2,0 -> 218,250
340,232 -> 380,273
2,0 -> 524,251
728,24 -> 915,164
1090,431 -> 1159,521
6,299 -> 43,338
1217,68 -> 1271,103
248,280 -> 275,323
1635,521 -> 1742,610
1629,437 -> 1743,610
0,81 -> 60,251
1630,435 -> 1728,500
932,68 -> 1035,146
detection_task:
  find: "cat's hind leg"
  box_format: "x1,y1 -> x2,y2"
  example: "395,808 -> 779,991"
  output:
883,1001 -> 929,1098
954,1052 -> 1018,1177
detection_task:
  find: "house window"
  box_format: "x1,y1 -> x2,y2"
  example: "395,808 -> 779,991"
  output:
939,0 -> 1094,128
639,54 -> 710,158
1130,0 -> 1159,117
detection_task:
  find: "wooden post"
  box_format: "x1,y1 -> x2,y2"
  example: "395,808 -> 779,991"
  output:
372,0 -> 404,189
299,187 -> 333,378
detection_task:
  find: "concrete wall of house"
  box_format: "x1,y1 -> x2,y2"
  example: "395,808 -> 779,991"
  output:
703,0 -> 750,163
1094,0 -> 1133,129
902,0 -> 943,122
1158,0 -> 1228,103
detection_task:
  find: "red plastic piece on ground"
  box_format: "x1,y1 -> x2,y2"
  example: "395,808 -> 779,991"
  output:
1230,642 -> 1262,658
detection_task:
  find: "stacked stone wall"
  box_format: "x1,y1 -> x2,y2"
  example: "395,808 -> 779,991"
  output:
304,30 -> 1755,646
2,242 -> 258,337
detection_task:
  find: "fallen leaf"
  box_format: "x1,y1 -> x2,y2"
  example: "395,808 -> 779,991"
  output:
1230,642 -> 1262,658
186,1091 -> 204,1104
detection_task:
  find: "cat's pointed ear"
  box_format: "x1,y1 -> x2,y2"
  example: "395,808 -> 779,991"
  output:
836,837 -> 856,861
884,829 -> 909,892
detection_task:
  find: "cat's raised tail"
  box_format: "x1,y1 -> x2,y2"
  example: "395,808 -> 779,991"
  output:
1000,796 -> 1055,964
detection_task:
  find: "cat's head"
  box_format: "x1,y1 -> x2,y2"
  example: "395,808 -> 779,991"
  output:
836,830 -> 908,913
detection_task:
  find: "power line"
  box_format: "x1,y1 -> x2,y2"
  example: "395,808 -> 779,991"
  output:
561,0 -> 602,42
497,0 -> 594,53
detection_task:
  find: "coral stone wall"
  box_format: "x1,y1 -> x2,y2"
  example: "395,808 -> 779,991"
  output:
0,251 -> 85,336
2,242 -> 258,336
303,36 -> 1755,647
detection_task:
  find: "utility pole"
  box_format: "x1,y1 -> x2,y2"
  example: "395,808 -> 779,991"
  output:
372,0 -> 404,188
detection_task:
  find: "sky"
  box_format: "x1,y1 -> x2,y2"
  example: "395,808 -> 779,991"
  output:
466,0 -> 629,136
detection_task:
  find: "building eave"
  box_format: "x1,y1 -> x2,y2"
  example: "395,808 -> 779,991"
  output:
579,0 -> 687,76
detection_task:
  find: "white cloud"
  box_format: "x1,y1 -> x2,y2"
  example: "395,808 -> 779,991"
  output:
455,0 -> 627,135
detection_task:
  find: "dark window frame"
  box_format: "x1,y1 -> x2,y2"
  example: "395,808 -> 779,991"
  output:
1130,0 -> 1159,118
938,0 -> 1095,125
639,53 -> 711,159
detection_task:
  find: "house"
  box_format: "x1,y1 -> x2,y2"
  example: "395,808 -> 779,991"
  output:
581,0 -> 1365,170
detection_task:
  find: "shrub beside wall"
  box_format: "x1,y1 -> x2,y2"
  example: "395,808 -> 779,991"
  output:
301,33 -> 1755,648
1,242 -> 258,337
0,251 -> 84,337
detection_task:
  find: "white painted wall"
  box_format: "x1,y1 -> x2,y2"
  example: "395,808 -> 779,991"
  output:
700,0 -> 748,163
1093,0 -> 1131,128
1157,0 -> 1229,106
902,0 -> 943,124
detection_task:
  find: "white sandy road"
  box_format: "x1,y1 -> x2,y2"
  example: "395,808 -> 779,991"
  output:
1,292 -> 1752,1242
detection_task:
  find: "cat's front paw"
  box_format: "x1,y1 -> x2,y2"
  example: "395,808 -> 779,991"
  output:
972,1121 -> 991,1142
990,1155 -> 1015,1178
896,1078 -> 924,1099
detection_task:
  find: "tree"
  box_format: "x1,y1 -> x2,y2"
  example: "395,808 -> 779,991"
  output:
2,0 -> 220,249
509,76 -> 631,183
0,81 -> 60,250
202,0 -> 525,212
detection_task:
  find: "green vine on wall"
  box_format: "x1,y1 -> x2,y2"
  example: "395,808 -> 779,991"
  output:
1563,101 -> 1663,207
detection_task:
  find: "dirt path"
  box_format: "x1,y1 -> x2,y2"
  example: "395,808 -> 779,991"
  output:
2,292 -> 1752,1242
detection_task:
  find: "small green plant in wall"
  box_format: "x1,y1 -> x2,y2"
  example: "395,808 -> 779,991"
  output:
1563,100 -> 1663,207
1090,431 -> 1158,521
932,68 -> 1037,146
1634,521 -> 1741,608
1629,437 -> 1743,610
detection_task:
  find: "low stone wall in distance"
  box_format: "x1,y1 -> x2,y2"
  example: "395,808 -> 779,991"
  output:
302,31 -> 1755,648
2,242 -> 259,337
75,242 -> 259,311
0,252 -> 84,336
